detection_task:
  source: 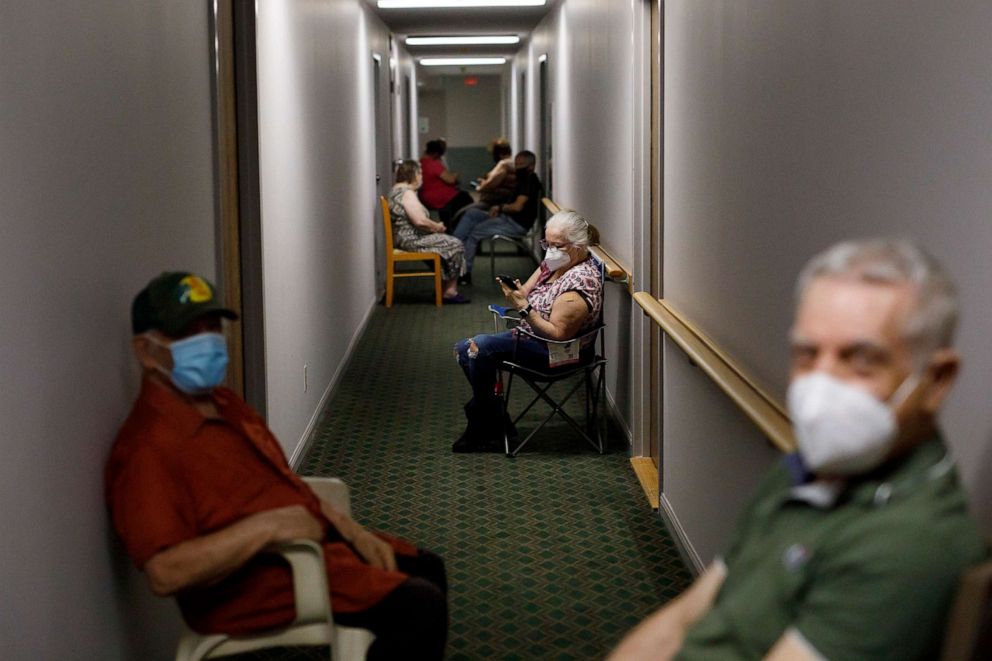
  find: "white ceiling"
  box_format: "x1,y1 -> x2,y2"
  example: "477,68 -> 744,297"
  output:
368,1 -> 554,38
367,0 -> 556,64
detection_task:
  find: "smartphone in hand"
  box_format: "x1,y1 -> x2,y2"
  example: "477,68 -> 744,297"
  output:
497,274 -> 519,290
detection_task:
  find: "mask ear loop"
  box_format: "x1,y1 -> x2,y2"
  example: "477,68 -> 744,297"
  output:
142,332 -> 177,383
142,331 -> 170,349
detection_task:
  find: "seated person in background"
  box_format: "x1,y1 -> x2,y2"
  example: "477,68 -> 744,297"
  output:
106,272 -> 448,660
452,211 -> 601,453
609,239 -> 986,661
452,150 -> 543,285
418,138 -> 475,232
390,160 -> 470,304
475,138 -> 517,207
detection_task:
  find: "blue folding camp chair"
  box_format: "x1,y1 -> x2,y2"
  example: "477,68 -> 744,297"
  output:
487,257 -> 607,457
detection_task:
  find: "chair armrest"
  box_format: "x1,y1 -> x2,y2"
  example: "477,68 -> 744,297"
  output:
488,304 -> 519,321
263,539 -> 331,626
488,304 -> 522,331
488,303 -> 512,316
514,323 -> 605,345
302,476 -> 351,516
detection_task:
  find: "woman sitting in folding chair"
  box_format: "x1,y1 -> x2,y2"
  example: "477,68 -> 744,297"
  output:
452,210 -> 602,452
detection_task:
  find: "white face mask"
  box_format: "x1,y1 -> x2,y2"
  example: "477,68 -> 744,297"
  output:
544,246 -> 571,271
787,371 -> 919,476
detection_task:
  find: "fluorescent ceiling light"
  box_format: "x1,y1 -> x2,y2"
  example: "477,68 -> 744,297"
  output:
420,57 -> 507,66
407,35 -> 520,46
380,1 -> 545,8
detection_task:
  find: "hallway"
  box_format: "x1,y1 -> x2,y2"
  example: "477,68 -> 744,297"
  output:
4,1 -> 992,658
298,256 -> 690,658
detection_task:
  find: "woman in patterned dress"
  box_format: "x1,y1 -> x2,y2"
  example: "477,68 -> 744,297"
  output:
390,160 -> 469,304
452,210 -> 603,452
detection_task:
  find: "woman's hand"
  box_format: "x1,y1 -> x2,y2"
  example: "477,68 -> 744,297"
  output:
498,279 -> 529,309
432,221 -> 446,233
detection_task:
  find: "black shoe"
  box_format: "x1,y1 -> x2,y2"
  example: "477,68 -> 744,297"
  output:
451,431 -> 500,453
458,273 -> 472,286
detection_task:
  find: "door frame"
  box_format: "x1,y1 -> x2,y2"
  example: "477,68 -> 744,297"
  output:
648,0 -> 664,472
209,0 -> 267,416
631,0 -> 662,468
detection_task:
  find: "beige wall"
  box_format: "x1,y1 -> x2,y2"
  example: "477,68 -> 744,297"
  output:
418,75 -> 504,152
663,0 -> 992,562
256,1 -> 400,461
418,89 -> 447,150
0,1 -> 217,657
0,0 -> 414,657
393,42 -> 419,160
441,75 -> 504,148
516,0 -> 650,448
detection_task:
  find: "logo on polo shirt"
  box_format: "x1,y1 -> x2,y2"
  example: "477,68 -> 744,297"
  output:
782,543 -> 812,572
178,275 -> 213,304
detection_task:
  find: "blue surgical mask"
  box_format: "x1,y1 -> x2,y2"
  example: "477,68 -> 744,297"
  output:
148,332 -> 229,395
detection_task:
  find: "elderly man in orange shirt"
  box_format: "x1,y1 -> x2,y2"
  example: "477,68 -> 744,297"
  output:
106,271 -> 447,660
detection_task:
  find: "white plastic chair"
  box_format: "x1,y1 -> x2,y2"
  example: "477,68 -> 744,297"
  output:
175,477 -> 374,660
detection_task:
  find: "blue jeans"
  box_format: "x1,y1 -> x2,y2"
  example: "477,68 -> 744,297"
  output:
452,208 -> 526,273
454,331 -> 549,439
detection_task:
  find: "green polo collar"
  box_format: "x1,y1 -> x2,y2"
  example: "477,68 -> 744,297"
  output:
785,434 -> 950,510
845,434 -> 951,507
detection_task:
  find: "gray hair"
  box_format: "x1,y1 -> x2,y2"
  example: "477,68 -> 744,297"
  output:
546,210 -> 593,248
796,239 -> 959,359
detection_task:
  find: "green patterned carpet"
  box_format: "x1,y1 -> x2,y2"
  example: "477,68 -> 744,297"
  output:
260,251 -> 691,659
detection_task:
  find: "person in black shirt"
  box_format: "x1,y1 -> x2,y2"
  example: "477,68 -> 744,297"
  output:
452,151 -> 544,281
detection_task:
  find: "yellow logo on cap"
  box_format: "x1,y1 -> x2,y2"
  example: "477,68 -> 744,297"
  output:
178,275 -> 213,304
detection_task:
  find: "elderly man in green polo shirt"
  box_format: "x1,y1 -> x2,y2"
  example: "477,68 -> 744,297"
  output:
611,239 -> 985,660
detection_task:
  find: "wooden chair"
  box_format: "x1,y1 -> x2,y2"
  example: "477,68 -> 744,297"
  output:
174,477 -> 374,661
942,557 -> 992,660
380,195 -> 442,307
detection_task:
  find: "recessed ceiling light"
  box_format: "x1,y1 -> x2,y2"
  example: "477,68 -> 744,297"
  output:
407,36 -> 521,46
380,0 -> 545,8
420,57 -> 508,66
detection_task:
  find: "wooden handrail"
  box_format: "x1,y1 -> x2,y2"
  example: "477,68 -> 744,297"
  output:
541,198 -> 633,286
633,292 -> 796,453
589,244 -> 631,286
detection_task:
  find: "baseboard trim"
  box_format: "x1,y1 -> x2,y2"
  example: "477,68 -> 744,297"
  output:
604,387 -> 632,447
289,295 -> 379,470
658,493 -> 705,576
606,389 -> 659,510
629,457 -> 659,509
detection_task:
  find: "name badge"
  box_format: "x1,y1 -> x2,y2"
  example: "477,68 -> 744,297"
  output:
548,339 -> 581,368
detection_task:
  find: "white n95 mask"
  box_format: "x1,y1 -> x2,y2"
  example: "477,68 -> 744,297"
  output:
787,371 -> 919,476
543,247 -> 570,271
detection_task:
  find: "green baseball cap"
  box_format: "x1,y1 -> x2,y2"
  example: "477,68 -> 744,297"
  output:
132,271 -> 238,337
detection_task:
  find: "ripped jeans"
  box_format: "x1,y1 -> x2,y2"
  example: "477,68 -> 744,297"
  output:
454,331 -> 550,439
